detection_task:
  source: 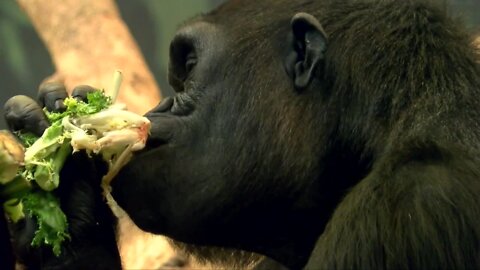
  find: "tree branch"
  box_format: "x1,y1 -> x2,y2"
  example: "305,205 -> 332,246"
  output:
16,0 -> 161,114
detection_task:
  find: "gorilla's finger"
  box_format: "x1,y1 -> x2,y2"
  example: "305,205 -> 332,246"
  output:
4,95 -> 49,136
72,85 -> 96,102
38,82 -> 68,112
10,217 -> 41,267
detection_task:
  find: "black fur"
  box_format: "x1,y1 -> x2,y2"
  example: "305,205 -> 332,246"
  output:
110,0 -> 480,269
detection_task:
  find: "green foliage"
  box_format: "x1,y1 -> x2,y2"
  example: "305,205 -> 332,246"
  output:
22,191 -> 70,257
18,132 -> 39,147
8,90 -> 112,256
45,91 -> 112,123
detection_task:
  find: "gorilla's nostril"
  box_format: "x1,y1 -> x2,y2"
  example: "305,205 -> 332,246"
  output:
146,97 -> 174,115
170,93 -> 194,116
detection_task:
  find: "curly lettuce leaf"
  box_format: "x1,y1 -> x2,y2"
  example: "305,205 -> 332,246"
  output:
23,91 -> 111,189
32,142 -> 71,191
24,121 -> 64,163
22,190 -> 70,257
17,132 -> 39,147
4,85 -> 146,257
45,90 -> 112,123
11,90 -> 112,256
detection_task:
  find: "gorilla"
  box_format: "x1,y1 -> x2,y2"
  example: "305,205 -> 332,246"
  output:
3,0 -> 480,269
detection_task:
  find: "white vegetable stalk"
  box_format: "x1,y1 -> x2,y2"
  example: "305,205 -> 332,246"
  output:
110,70 -> 123,103
64,109 -> 150,157
71,71 -> 150,217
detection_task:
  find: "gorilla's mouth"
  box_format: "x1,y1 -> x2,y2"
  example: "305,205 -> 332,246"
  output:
140,94 -> 194,153
133,128 -> 170,159
142,99 -> 178,144
144,135 -> 168,150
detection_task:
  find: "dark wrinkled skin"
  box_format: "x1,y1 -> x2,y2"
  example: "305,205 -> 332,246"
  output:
4,0 -> 480,269
113,0 -> 480,269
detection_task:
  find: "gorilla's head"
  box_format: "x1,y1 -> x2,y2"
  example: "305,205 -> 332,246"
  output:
112,0 -> 480,268
112,0 -> 336,263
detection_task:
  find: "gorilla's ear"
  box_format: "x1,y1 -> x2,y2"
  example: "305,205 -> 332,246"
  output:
285,12 -> 327,90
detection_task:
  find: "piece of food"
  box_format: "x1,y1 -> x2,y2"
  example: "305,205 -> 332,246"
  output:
0,131 -> 25,184
0,131 -> 30,224
0,72 -> 150,256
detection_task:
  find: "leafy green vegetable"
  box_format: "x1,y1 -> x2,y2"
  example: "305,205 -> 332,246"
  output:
17,132 -> 39,147
32,142 -> 71,191
24,121 -> 64,164
22,191 -> 70,257
1,80 -> 150,256
3,199 -> 24,223
10,90 -> 113,256
45,91 -> 112,123
23,91 -> 112,191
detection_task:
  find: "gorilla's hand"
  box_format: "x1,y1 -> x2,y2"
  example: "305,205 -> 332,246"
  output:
4,83 -> 122,270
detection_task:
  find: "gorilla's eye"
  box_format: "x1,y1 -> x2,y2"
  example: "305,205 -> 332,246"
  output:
185,52 -> 197,74
169,35 -> 197,90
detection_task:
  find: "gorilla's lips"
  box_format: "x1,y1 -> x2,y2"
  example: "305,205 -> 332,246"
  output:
142,113 -> 178,150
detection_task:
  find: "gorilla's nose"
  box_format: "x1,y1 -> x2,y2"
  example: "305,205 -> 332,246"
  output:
144,97 -> 174,116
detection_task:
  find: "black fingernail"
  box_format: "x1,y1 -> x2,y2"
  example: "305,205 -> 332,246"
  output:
54,99 -> 66,112
73,95 -> 87,102
72,85 -> 96,102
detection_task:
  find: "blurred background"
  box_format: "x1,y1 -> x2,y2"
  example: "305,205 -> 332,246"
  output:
0,0 -> 480,128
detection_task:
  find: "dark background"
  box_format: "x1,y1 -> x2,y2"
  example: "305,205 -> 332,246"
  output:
0,0 -> 479,129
